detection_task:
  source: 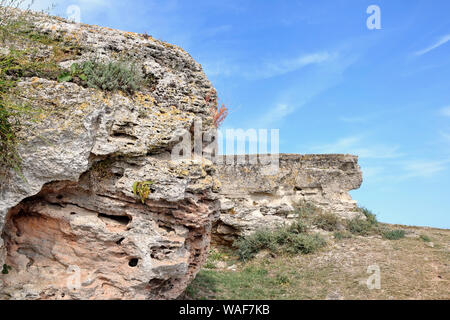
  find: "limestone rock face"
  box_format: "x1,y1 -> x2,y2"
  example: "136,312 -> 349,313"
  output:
214,154 -> 363,243
0,12 -> 219,299
0,10 -> 365,299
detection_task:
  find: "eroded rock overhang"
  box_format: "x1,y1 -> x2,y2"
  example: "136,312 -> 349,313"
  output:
0,10 -> 219,299
213,154 -> 363,243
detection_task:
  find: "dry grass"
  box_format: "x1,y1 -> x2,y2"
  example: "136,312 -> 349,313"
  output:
185,224 -> 450,300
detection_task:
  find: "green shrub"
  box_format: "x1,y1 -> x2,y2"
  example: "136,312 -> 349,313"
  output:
359,206 -> 378,225
420,234 -> 431,242
59,60 -> 143,94
294,201 -> 341,231
234,222 -> 325,261
234,229 -> 275,261
284,233 -> 326,255
0,50 -> 43,175
382,229 -> 405,240
1,50 -> 61,83
0,22 -> 81,175
286,219 -> 308,234
293,201 -> 321,221
333,231 -> 352,240
312,212 -> 340,231
0,1 -> 35,42
0,102 -> 21,172
208,248 -> 226,261
204,248 -> 227,269
347,217 -> 372,235
346,207 -> 379,236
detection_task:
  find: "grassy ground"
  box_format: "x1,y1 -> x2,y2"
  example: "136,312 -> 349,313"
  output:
184,224 -> 450,300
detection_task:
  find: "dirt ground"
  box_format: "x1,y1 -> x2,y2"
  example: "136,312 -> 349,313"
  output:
185,224 -> 450,300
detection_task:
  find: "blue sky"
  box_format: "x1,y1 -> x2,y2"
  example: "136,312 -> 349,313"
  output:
36,0 -> 449,228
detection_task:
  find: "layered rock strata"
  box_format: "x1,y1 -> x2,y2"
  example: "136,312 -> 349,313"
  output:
213,154 -> 363,243
0,11 -> 219,299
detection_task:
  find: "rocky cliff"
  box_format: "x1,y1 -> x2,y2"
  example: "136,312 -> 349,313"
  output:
0,10 -> 364,300
0,10 -> 219,299
214,154 -> 363,243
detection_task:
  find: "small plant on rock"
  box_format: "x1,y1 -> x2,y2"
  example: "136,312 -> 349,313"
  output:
1,50 -> 43,176
0,0 -> 35,41
0,102 -> 22,173
57,62 -> 88,83
2,263 -> 12,274
58,60 -> 143,95
132,181 -> 154,204
205,89 -> 228,128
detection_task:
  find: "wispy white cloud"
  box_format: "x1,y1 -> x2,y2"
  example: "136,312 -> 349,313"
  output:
365,159 -> 449,184
399,159 -> 449,179
415,34 -> 450,56
439,106 -> 450,117
310,135 -> 403,159
258,103 -> 296,126
313,136 -> 448,182
203,51 -> 334,79
361,166 -> 385,179
254,51 -> 357,126
202,59 -> 240,77
252,52 -> 332,79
